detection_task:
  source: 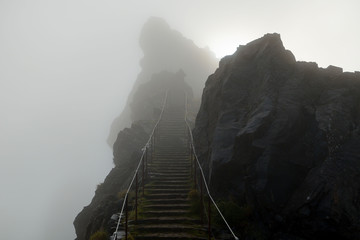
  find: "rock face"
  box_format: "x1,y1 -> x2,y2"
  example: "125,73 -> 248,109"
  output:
74,71 -> 194,240
74,123 -> 148,240
194,33 -> 360,239
130,70 -> 193,124
107,17 -> 217,147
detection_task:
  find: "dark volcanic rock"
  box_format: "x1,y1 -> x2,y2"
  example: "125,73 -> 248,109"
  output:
74,71 -> 194,240
193,33 -> 360,239
74,123 -> 147,240
107,17 -> 217,147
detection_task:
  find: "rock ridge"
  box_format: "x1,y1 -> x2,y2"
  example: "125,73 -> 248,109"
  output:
107,17 -> 217,147
193,33 -> 360,239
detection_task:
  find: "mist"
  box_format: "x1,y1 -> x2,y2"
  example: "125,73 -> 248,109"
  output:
0,1 -> 359,240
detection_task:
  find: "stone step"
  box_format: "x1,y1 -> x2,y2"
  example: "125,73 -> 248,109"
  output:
150,162 -> 189,165
153,157 -> 189,161
150,166 -> 189,171
152,155 -> 188,158
157,128 -> 186,131
147,188 -> 190,194
150,168 -> 190,173
150,172 -> 190,177
156,131 -> 185,133
150,176 -> 190,181
155,148 -> 188,150
151,160 -> 189,163
155,148 -> 188,151
150,171 -> 190,176
156,141 -> 186,143
146,193 -> 188,200
158,124 -> 186,127
154,156 -> 188,159
142,209 -> 188,217
149,165 -> 190,169
126,111 -> 209,240
150,160 -> 189,163
145,198 -> 189,205
148,184 -> 190,189
150,166 -> 191,171
135,216 -> 200,225
134,232 -> 207,240
156,134 -> 186,136
152,180 -> 190,185
155,152 -> 189,155
154,150 -> 188,152
150,152 -> 188,155
150,160 -> 190,164
135,224 -> 204,233
154,154 -> 189,157
143,203 -> 191,210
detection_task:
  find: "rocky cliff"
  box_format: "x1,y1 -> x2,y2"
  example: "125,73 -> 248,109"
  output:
194,33 -> 360,239
107,17 -> 217,147
74,71 -> 194,240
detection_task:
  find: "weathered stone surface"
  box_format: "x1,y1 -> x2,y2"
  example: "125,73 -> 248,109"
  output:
107,17 -> 217,147
194,33 -> 360,239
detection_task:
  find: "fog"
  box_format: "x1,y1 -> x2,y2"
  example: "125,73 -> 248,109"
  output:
0,1 -> 359,239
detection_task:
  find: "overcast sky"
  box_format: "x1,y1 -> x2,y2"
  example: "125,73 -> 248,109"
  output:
1,1 -> 359,239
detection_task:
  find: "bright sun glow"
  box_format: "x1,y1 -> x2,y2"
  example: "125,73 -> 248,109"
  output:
210,41 -> 239,58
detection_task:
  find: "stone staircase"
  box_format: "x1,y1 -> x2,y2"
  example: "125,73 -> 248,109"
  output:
128,107 -> 208,240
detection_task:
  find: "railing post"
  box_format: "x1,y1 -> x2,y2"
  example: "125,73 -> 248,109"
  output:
190,148 -> 193,179
194,156 -> 197,189
184,124 -> 186,143
135,173 -> 138,223
142,156 -> 145,197
125,196 -> 128,240
150,140 -> 152,164
208,196 -> 211,240
188,138 -> 191,158
145,147 -> 147,176
200,176 -> 204,224
153,128 -> 156,154
152,134 -> 155,159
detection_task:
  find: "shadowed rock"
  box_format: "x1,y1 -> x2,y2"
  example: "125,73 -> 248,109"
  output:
193,33 -> 360,239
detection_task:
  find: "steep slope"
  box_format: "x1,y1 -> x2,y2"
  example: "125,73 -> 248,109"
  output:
107,17 -> 217,147
193,33 -> 360,239
129,104 -> 208,240
74,71 -> 194,240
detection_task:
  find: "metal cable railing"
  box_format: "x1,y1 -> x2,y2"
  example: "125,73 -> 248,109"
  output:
111,90 -> 168,240
185,93 -> 239,240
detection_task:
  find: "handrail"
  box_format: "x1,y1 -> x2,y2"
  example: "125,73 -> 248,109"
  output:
112,90 -> 168,239
184,93 -> 239,240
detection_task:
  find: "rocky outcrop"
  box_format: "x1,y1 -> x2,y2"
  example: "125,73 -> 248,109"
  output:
107,17 -> 217,147
194,33 -> 360,239
74,71 -> 194,240
129,70 -> 193,124
74,123 -> 148,240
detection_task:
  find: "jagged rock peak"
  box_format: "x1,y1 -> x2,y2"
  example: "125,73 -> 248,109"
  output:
140,17 -> 203,55
107,17 -> 217,147
138,17 -> 217,78
220,33 -> 296,69
194,33 -> 360,239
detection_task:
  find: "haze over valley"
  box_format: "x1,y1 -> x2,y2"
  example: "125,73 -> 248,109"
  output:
1,1 -> 359,239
